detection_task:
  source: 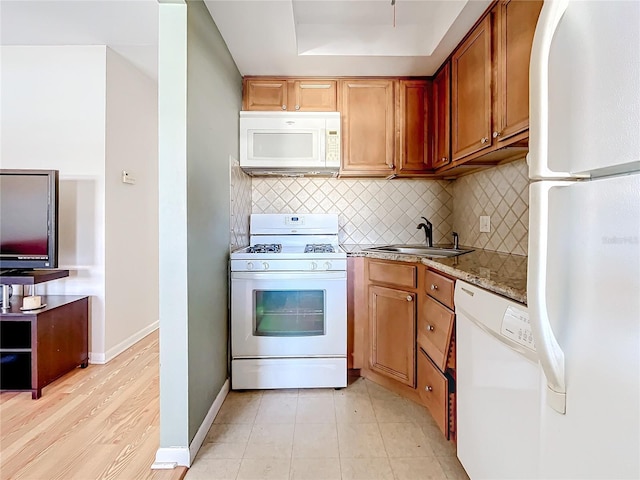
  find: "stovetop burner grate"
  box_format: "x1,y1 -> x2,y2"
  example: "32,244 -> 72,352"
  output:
248,243 -> 282,253
304,244 -> 336,253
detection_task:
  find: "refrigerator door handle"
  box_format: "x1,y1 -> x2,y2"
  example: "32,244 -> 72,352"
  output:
528,181 -> 572,414
528,0 -> 588,180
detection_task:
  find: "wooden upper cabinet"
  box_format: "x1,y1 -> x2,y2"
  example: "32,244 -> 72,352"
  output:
397,80 -> 430,175
291,80 -> 337,111
451,15 -> 493,161
432,63 -> 451,170
243,79 -> 288,111
243,78 -> 337,111
339,79 -> 396,176
494,0 -> 543,142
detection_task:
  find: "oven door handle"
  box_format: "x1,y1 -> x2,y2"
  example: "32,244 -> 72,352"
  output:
231,271 -> 346,280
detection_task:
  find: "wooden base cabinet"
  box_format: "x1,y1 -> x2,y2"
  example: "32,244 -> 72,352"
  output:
418,347 -> 450,437
356,259 -> 458,440
369,285 -> 416,387
362,259 -> 418,390
418,268 -> 457,440
0,296 -> 89,399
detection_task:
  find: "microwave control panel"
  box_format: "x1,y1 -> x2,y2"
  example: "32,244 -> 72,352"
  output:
326,130 -> 340,164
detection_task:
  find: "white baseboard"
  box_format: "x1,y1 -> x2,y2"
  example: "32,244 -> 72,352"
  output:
88,321 -> 159,365
89,352 -> 106,364
152,448 -> 189,469
105,320 -> 159,363
152,378 -> 230,468
189,378 -> 230,463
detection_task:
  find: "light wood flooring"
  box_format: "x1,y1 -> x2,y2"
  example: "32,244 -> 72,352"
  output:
0,330 -> 187,480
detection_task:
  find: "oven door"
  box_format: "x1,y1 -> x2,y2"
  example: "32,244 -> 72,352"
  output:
231,271 -> 347,358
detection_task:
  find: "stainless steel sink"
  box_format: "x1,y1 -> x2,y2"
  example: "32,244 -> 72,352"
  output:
364,244 -> 474,258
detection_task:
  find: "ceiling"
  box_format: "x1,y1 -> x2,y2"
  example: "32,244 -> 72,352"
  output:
204,0 -> 491,77
1,0 -> 492,80
0,0 -> 159,80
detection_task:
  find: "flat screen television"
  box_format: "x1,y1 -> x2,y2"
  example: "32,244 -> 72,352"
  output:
0,169 -> 59,271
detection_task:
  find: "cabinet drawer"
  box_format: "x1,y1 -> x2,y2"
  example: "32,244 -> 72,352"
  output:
368,260 -> 417,289
424,270 -> 454,308
417,348 -> 449,438
418,295 -> 454,371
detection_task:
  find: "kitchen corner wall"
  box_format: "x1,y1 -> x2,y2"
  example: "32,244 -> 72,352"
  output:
230,156 -> 251,250
452,158 -> 529,256
252,178 -> 454,245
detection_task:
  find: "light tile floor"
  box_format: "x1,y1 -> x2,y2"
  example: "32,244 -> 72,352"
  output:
186,377 -> 470,480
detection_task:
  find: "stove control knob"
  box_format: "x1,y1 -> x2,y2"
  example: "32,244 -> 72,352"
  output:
324,261 -> 332,270
246,262 -> 254,270
311,262 -> 318,270
262,262 -> 269,270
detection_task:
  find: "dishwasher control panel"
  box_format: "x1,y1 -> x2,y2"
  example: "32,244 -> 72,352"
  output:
500,306 -> 535,350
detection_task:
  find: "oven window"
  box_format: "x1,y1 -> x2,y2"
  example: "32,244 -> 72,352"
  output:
253,290 -> 325,337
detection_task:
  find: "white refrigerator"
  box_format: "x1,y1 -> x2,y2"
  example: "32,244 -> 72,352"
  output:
528,0 -> 640,479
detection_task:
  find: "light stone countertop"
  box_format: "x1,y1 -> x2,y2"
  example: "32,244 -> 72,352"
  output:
343,244 -> 528,305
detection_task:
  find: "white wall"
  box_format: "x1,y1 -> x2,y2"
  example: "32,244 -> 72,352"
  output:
104,48 -> 159,358
156,0 -> 242,464
158,0 -> 190,453
1,45 -> 160,362
1,45 -> 107,357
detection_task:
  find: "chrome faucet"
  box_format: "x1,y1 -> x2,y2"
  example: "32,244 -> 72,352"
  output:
417,217 -> 433,247
452,232 -> 459,250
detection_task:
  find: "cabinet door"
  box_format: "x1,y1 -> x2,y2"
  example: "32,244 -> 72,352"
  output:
417,348 -> 449,438
451,16 -> 492,161
369,285 -> 416,387
290,80 -> 337,111
397,80 -> 429,175
494,0 -> 543,142
432,63 -> 451,170
243,79 -> 288,111
340,79 -> 396,175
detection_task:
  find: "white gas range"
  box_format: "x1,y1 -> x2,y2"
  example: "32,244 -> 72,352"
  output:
230,213 -> 347,390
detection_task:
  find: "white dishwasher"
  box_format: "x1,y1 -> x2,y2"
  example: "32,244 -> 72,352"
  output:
455,281 -> 540,480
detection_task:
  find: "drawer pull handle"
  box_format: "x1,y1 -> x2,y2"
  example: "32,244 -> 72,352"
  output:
430,284 -> 438,291
425,386 -> 433,392
427,325 -> 435,332
406,295 -> 413,302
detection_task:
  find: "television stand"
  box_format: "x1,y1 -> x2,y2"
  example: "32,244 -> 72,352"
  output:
0,269 -> 70,311
0,270 -> 88,399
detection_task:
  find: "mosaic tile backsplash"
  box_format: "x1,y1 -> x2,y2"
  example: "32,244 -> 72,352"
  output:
252,178 -> 454,246
245,159 -> 529,256
452,158 -> 529,256
230,156 -> 251,251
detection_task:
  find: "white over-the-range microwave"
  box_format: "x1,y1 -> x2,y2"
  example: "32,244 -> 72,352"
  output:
239,111 -> 341,176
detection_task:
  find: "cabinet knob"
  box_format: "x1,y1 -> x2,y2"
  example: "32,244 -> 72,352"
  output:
295,105 -> 300,111
282,104 -> 287,110
425,386 -> 433,392
311,262 -> 318,270
480,137 -> 488,144
493,131 -> 501,138
324,261 -> 332,270
388,163 -> 394,169
441,157 -> 447,162
262,262 -> 270,270
247,262 -> 254,270
427,325 -> 435,331
430,284 -> 438,291
406,295 -> 413,302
